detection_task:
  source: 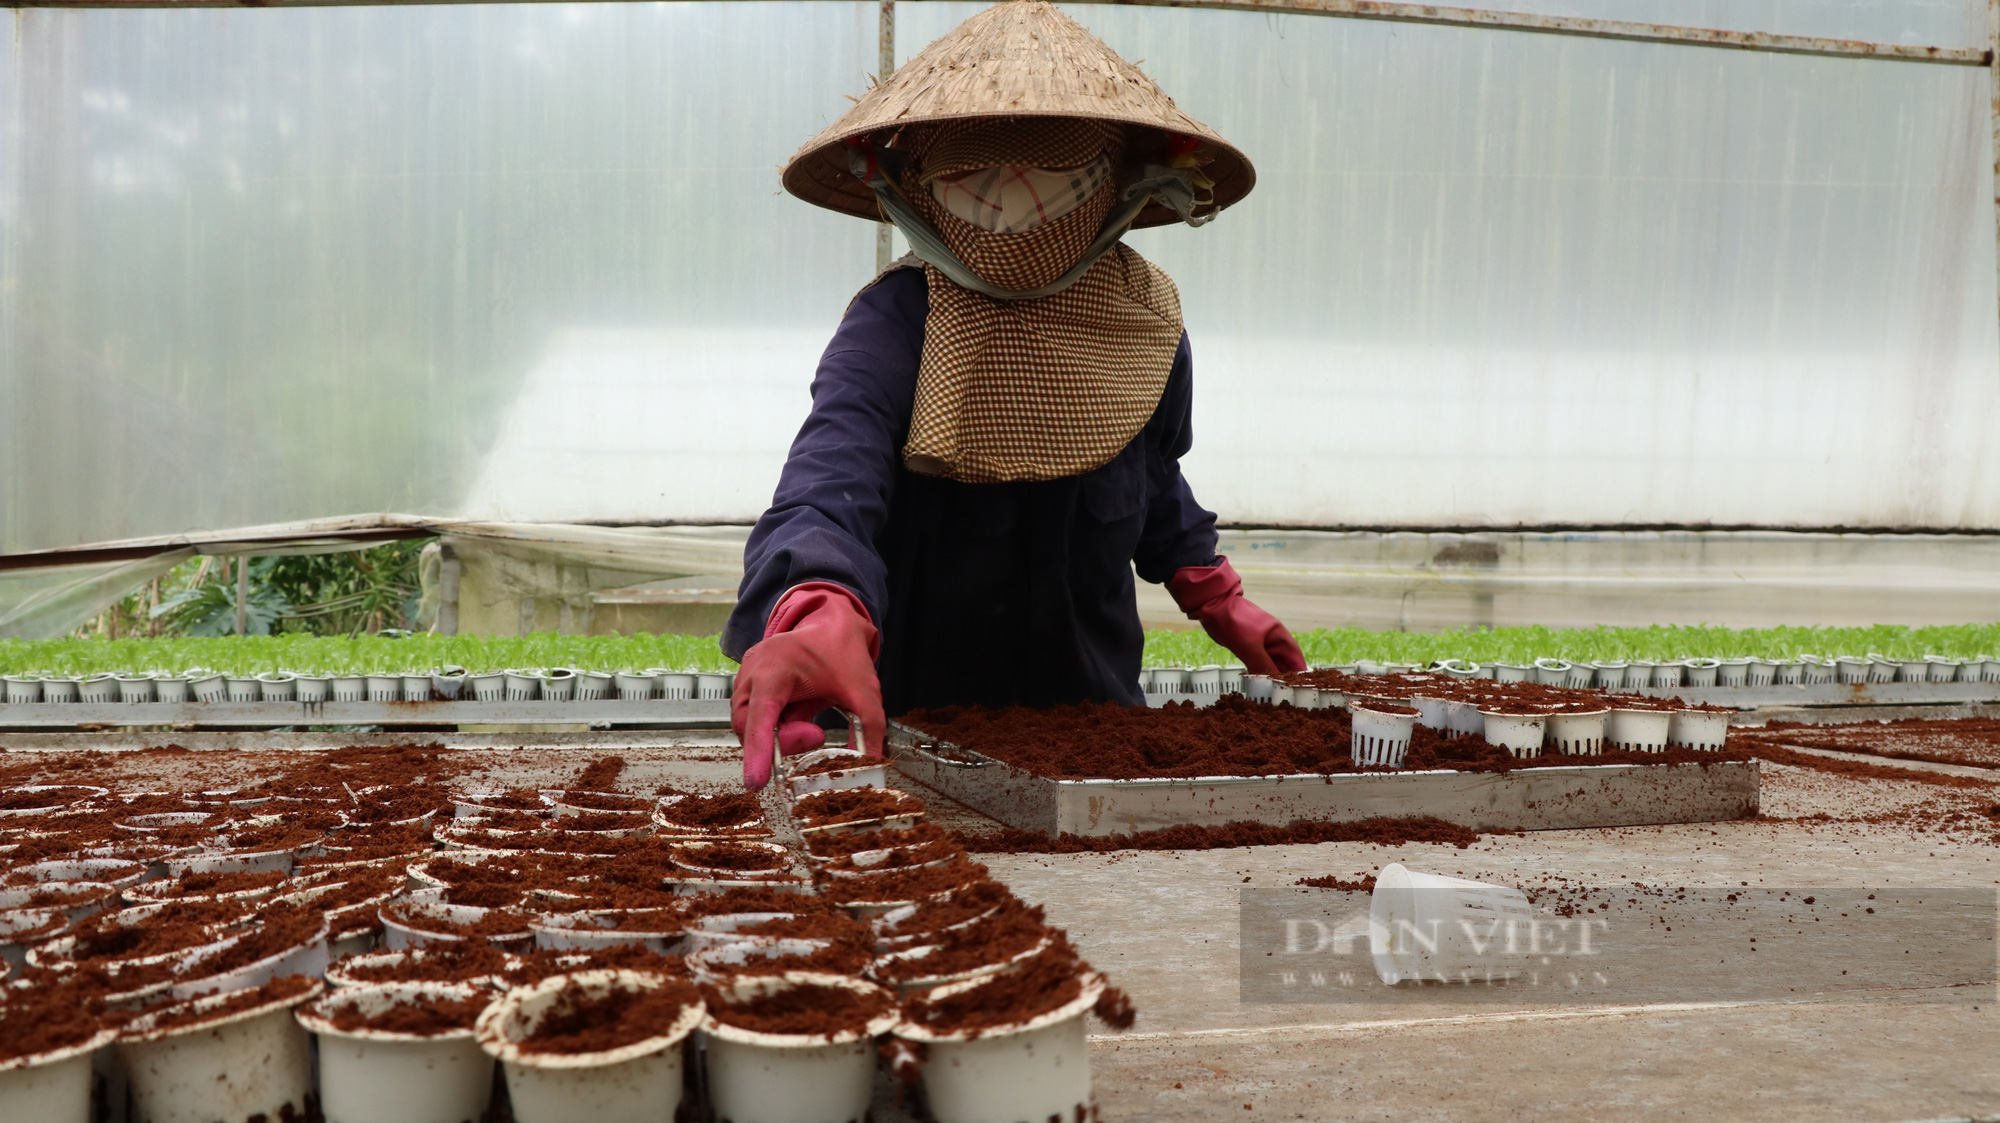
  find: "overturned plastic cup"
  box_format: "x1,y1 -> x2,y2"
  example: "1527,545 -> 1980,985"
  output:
1369,863 -> 1534,985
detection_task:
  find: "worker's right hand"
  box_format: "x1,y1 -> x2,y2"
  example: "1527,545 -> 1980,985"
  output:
731,583 -> 886,791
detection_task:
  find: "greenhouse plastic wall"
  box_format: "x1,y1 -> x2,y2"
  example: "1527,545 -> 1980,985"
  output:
2,0 -> 1997,555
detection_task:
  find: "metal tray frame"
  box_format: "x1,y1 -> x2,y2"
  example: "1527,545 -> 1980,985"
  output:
889,721 -> 1759,836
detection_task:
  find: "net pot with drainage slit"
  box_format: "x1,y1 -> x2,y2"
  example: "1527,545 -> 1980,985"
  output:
40,676 -> 81,702
1923,655 -> 1961,682
499,671 -> 541,702
1433,659 -> 1481,680
2,675 -> 43,704
1369,863 -> 1535,985
895,968 -> 1103,1123
1240,674 -> 1274,702
477,969 -> 704,1123
1588,661 -> 1629,689
1800,656 -> 1836,685
78,674 -> 120,703
540,669 -> 577,702
1667,709 -> 1730,751
366,674 -> 405,702
613,671 -> 656,701
295,676 -> 332,703
0,1026 -> 117,1123
222,676 -> 261,703
1650,661 -> 1686,688
1682,658 -> 1721,687
702,972 -> 899,1123
119,979 -> 322,1123
573,670 -> 613,700
1958,658 -> 1991,683
155,676 -> 192,704
658,671 -> 695,700
116,673 -> 156,703
1491,663 -> 1532,683
1605,708 -> 1672,753
1149,667 -> 1189,696
1746,658 -> 1781,687
256,673 -> 297,702
784,748 -> 889,799
1833,656 -> 1870,684
1544,709 -> 1609,755
297,982 -> 496,1123
1475,710 -> 1546,758
1188,665 -> 1223,695
400,673 -> 435,701
1529,658 -> 1571,685
467,672 -> 506,702
1409,695 -> 1452,730
1715,658 -> 1752,687
1348,703 -> 1415,769
697,672 -> 731,700
1622,662 -> 1656,690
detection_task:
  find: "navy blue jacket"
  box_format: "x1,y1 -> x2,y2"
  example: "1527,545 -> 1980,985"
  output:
724,267 -> 1220,715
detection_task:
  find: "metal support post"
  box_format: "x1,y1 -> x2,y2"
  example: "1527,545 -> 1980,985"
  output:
234,556 -> 248,636
875,0 -> 896,275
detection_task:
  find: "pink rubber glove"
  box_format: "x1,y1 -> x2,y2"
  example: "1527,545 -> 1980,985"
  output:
731,582 -> 886,790
1166,556 -> 1307,677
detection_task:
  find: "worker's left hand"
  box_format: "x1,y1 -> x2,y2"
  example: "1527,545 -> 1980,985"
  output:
1167,556 -> 1307,677
731,582 -> 887,790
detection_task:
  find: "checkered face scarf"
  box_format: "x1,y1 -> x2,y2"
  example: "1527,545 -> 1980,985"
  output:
899,118 -> 1185,484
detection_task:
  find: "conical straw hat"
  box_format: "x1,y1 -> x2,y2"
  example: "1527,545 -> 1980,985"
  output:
783,0 -> 1253,229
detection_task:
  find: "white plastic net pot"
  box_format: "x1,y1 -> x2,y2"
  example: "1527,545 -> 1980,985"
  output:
1368,863 -> 1534,985
1349,703 -> 1416,769
468,673 -> 505,702
1923,656 -> 1960,682
539,670 -> 576,702
1491,663 -> 1531,683
500,672 -> 540,702
700,972 -> 898,1123
257,674 -> 297,702
1834,656 -> 1870,684
659,672 -> 695,700
0,1028 -> 116,1123
1149,667 -> 1189,696
219,676 -> 259,703
296,982 -> 495,1123
1683,658 -> 1721,687
1667,709 -> 1730,751
1543,709 -> 1608,755
696,672 -> 731,700
3,676 -> 44,703
1188,665 -> 1222,695
1604,709 -> 1672,753
476,969 -> 702,1123
115,675 -> 156,703
894,970 -> 1104,1123
1715,658 -> 1751,687
1409,695 -> 1451,730
1800,656 -> 1837,685
119,979 -> 322,1123
1650,662 -> 1685,688
1745,659 -> 1780,687
1622,662 -> 1655,690
1588,662 -> 1628,689
332,675 -> 368,702
572,671 -> 611,700
613,672 -> 655,701
399,674 -> 434,701
1475,711 -> 1546,758
295,676 -> 331,703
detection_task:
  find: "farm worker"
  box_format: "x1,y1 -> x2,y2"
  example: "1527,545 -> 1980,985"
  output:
724,0 -> 1305,789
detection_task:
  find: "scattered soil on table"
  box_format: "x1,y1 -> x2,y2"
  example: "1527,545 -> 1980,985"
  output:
804,822 -> 952,859
705,980 -> 892,1037
383,903 -> 531,941
1736,719 -> 2000,771
137,974 -> 317,1034
671,842 -> 789,872
956,815 -> 1489,854
323,991 -> 491,1035
904,697 -> 1748,780
871,899 -> 1053,983
0,982 -> 102,1060
1295,875 -> 1378,891
876,881 -> 1019,940
517,976 -> 703,1054
902,943 -> 1089,1034
1739,744 -> 1998,790
181,906 -> 323,978
788,755 -> 881,779
819,859 -> 989,905
572,756 -> 627,792
654,793 -> 764,831
793,788 -> 917,826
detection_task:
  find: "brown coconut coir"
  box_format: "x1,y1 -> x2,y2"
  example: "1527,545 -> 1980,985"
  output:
518,976 -> 703,1054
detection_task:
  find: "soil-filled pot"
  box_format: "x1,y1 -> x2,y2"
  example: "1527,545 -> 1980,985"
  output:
297,982 -> 496,1123
382,900 -> 534,951
540,669 -> 576,702
530,909 -> 685,954
1475,710 -> 1545,758
784,749 -> 889,799
701,972 -> 899,1123
1348,702 -> 1415,769
432,671 -> 468,700
0,1025 -> 117,1123
1543,709 -> 1609,755
1605,708 -> 1672,753
895,965 -> 1103,1123
171,913 -> 331,999
1667,709 -> 1730,751
0,908 -> 67,967
476,969 -> 704,1123
119,976 -> 322,1123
